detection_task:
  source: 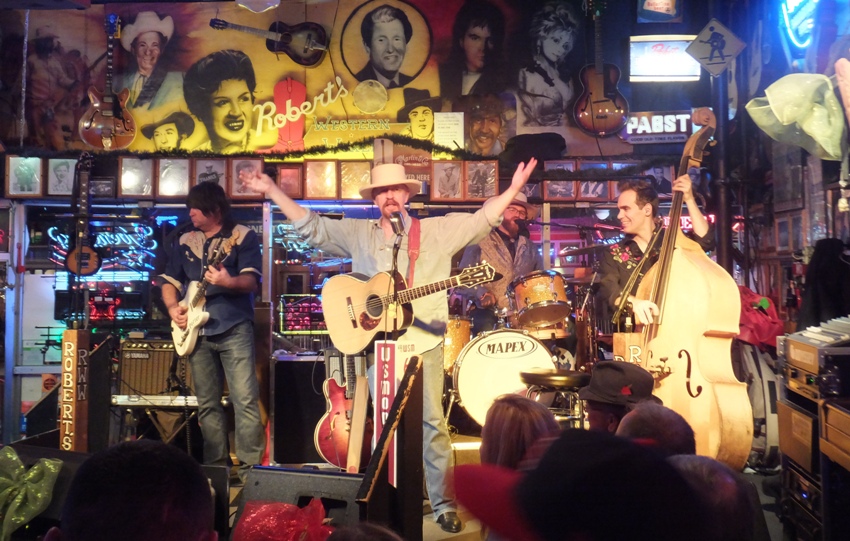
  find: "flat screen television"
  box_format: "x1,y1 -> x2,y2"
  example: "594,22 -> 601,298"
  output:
629,35 -> 701,82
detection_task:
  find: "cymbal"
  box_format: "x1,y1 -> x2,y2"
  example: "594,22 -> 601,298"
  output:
565,275 -> 599,285
559,244 -> 609,257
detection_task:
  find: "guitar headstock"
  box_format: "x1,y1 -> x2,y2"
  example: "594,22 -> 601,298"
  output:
588,0 -> 607,18
458,263 -> 496,288
106,13 -> 122,39
209,18 -> 228,30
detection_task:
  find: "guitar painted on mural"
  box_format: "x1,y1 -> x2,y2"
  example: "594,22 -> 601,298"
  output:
65,154 -> 101,276
322,263 -> 496,355
314,355 -> 373,470
573,0 -> 629,137
171,232 -> 240,356
209,18 -> 328,67
79,14 -> 136,150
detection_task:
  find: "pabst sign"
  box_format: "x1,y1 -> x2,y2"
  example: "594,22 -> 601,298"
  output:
623,111 -> 692,144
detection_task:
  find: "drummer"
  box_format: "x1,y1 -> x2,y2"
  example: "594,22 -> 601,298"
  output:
457,193 -> 543,335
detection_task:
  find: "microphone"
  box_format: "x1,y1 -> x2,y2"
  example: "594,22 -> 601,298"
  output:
389,212 -> 405,237
593,223 -> 623,231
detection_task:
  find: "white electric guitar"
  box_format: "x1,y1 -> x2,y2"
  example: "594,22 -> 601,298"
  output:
172,231 -> 240,356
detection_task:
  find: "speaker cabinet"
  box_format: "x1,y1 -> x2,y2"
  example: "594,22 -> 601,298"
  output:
271,356 -> 328,465
119,339 -> 191,396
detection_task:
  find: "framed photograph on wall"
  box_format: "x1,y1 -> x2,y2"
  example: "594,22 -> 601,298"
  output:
431,161 -> 462,201
118,157 -> 154,198
229,158 -> 264,199
304,160 -> 338,199
577,180 -> 611,201
790,212 -> 806,252
520,182 -> 542,200
46,158 -> 75,196
156,158 -> 192,198
5,156 -> 42,197
464,160 -> 498,200
543,159 -> 575,177
543,180 -> 576,201
277,164 -> 303,199
90,177 -> 116,199
776,215 -> 791,254
339,161 -> 372,200
194,158 -> 227,188
642,164 -> 674,196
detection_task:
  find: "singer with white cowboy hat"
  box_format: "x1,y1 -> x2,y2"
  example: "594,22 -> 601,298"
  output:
458,191 -> 543,335
239,158 -> 538,534
116,10 -> 183,110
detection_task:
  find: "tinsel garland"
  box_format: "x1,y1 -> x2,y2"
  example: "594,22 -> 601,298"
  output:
1,133 -> 681,181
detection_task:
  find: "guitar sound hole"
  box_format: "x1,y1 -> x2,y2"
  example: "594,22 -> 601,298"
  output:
365,295 -> 383,318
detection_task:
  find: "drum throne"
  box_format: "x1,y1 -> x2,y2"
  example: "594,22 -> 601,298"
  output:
521,368 -> 591,429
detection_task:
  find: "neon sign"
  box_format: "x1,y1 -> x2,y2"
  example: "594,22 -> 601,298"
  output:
47,225 -> 157,271
781,0 -> 817,49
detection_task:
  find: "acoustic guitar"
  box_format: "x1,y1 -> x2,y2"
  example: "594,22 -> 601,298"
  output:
573,0 -> 629,137
209,18 -> 328,67
79,14 -> 136,150
65,154 -> 101,277
321,263 -> 496,355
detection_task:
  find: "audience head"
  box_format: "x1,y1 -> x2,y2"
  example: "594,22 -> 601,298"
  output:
480,394 -> 559,469
577,361 -> 660,433
457,429 -> 709,541
44,440 -> 216,541
668,455 -> 755,541
616,401 -> 696,456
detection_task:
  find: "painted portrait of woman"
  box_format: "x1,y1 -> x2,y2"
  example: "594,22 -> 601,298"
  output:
517,2 -> 579,127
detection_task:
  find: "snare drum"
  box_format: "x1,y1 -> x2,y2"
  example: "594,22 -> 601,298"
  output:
443,316 -> 472,373
508,270 -> 570,327
452,329 -> 556,426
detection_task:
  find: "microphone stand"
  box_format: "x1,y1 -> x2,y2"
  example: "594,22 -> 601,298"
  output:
390,219 -> 404,338
611,224 -> 664,330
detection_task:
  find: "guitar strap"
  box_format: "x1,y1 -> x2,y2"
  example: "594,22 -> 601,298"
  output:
406,217 -> 420,287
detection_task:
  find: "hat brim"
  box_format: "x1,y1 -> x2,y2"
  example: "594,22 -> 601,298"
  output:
398,97 -> 442,123
357,179 -> 422,199
577,386 -> 663,406
455,465 -> 541,541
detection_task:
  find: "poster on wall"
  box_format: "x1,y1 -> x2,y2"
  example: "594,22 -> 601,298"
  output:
0,0 -> 635,157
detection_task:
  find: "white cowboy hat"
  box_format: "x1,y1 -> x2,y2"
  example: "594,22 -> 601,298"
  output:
487,191 -> 539,221
359,164 -> 421,199
120,11 -> 174,52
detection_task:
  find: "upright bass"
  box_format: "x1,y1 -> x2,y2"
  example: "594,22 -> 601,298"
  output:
634,108 -> 753,470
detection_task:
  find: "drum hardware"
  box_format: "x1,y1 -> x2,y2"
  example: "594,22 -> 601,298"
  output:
574,276 -> 599,373
508,270 -> 570,327
445,329 -> 556,426
521,368 -> 591,429
564,275 -> 600,285
559,244 -> 609,257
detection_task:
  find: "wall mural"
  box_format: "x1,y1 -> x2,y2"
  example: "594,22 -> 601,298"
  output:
0,0 -> 634,159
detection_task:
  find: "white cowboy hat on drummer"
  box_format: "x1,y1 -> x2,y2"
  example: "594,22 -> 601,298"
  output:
359,163 -> 422,199
485,192 -> 539,221
121,11 -> 174,52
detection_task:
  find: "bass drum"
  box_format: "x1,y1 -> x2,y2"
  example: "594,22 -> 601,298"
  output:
452,329 -> 555,426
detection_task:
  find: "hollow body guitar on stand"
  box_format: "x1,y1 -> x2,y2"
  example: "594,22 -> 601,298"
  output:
209,18 -> 328,67
171,232 -> 240,356
314,354 -> 373,471
573,0 -> 629,137
79,14 -> 135,150
321,263 -> 496,355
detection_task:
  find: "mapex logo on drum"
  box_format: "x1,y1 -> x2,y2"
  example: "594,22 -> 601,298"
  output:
478,335 -> 539,358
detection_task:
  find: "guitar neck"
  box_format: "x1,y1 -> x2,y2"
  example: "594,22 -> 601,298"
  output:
385,275 -> 462,305
344,355 -> 356,400
224,21 -> 278,41
594,15 -> 603,72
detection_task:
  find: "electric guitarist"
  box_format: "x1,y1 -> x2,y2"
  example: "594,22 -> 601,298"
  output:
240,158 -> 537,534
158,181 -> 265,484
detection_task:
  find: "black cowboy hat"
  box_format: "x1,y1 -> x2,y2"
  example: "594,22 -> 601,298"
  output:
397,88 -> 442,123
141,111 -> 195,140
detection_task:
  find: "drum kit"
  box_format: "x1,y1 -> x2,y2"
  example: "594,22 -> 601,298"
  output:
442,265 -> 602,429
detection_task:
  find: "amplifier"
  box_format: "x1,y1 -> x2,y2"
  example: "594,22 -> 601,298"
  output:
782,339 -> 850,400
780,459 -> 823,541
119,339 -> 192,396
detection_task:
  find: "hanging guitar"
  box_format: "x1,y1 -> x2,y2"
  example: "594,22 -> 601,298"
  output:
79,13 -> 136,150
573,0 -> 629,137
314,355 -> 373,470
65,154 -> 101,276
209,18 -> 328,67
171,231 -> 240,356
